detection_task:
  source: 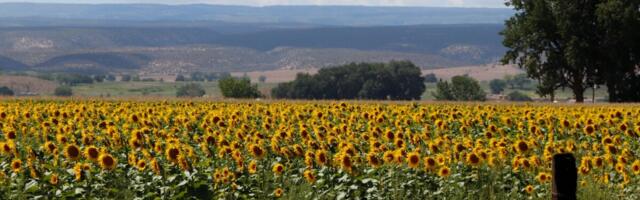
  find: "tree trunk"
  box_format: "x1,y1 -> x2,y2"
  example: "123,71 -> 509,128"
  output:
573,87 -> 585,103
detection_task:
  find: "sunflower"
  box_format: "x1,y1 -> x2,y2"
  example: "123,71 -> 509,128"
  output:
383,151 -> 395,164
248,160 -> 258,174
304,152 -> 315,167
178,155 -> 190,171
579,166 -> 590,175
615,163 -> 625,174
50,173 -> 59,185
274,188 -> 284,198
424,156 -> 437,170
514,140 -> 529,154
406,152 -> 420,168
366,152 -> 381,167
536,172 -> 550,183
438,166 -> 451,177
137,159 -> 147,171
11,159 -> 22,173
303,169 -> 316,183
631,160 -> 640,175
73,163 -> 84,181
315,150 -> 328,166
64,144 -> 81,161
44,141 -> 57,154
524,185 -> 534,194
592,156 -> 604,168
272,163 -> 284,176
99,153 -> 117,171
165,145 -> 180,163
338,153 -> 353,172
466,152 -> 481,166
150,158 -> 162,175
584,125 -> 595,135
84,146 -> 100,161
249,144 -> 265,159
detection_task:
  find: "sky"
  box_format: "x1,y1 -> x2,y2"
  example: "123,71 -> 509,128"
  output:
0,0 -> 507,7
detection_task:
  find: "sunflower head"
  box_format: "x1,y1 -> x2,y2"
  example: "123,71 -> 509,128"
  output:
524,185 -> 534,194
466,153 -> 481,166
407,152 -> 420,168
137,159 -> 147,171
11,159 -> 22,173
303,169 -> 316,183
274,188 -> 284,198
272,163 -> 284,175
65,144 -> 81,161
438,166 -> 451,177
50,173 -> 59,185
248,160 -> 258,174
99,153 -> 117,171
84,146 -> 100,161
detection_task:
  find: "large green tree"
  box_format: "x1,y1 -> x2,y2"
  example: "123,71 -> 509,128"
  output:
595,0 -> 640,102
502,0 -> 640,102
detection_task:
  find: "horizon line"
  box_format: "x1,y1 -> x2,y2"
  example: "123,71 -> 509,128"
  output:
0,2 -> 510,9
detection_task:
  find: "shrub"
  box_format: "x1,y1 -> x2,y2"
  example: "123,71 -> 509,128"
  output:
219,77 -> 262,99
176,83 -> 206,97
433,76 -> 486,101
489,79 -> 507,94
0,86 -> 14,96
507,91 -> 533,101
54,86 -> 73,97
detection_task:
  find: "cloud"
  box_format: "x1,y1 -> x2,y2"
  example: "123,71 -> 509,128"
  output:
0,0 -> 506,7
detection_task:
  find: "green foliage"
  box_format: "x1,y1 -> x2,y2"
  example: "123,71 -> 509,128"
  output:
423,73 -> 438,83
105,74 -> 116,81
121,75 -> 132,82
507,91 -> 533,102
54,73 -> 93,86
272,61 -> 425,100
176,83 -> 206,97
218,77 -> 262,99
504,74 -> 532,90
175,75 -> 186,82
489,79 -> 507,94
502,0 -> 640,102
93,74 -> 105,82
433,76 -> 486,101
54,86 -> 73,97
0,86 -> 14,96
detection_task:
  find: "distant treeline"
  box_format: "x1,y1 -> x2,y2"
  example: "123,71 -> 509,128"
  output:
272,61 -> 425,100
176,72 -> 231,82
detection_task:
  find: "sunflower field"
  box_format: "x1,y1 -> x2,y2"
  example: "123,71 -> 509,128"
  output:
0,100 -> 639,199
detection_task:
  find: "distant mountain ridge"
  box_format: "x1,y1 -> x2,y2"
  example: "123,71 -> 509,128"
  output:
0,3 -> 513,26
0,3 -> 509,74
0,24 -> 505,74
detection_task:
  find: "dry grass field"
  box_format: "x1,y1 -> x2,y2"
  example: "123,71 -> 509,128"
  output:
0,75 -> 58,95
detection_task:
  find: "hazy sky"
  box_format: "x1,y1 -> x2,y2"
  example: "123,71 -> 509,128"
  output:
0,0 -> 507,7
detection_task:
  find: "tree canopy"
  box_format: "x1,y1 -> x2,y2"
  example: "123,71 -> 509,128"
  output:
218,77 -> 262,99
502,0 -> 640,102
271,61 -> 425,100
176,83 -> 206,97
432,75 -> 486,101
0,86 -> 14,96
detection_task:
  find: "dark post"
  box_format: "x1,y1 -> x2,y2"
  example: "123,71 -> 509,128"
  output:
552,153 -> 577,200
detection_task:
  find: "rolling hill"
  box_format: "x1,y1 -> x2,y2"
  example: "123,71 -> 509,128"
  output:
0,3 -> 510,74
